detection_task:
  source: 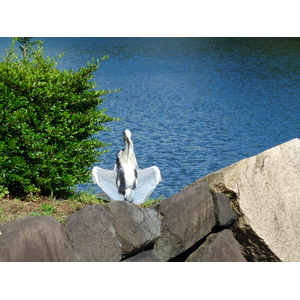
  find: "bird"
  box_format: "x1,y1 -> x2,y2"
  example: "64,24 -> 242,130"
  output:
92,129 -> 162,205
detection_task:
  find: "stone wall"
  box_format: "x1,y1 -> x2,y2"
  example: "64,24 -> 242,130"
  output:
0,138 -> 299,262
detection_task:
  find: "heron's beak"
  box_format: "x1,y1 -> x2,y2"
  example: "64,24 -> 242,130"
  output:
123,129 -> 131,142
123,131 -> 127,141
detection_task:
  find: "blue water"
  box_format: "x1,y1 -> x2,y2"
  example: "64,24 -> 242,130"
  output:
1,38 -> 299,198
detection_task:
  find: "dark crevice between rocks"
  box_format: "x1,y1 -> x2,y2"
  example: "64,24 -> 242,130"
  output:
168,225 -> 234,262
120,243 -> 155,261
231,223 -> 281,262
218,188 -> 281,262
63,229 -> 80,262
168,234 -> 209,262
223,189 -> 242,218
151,203 -> 166,221
211,190 -> 220,222
210,190 -> 237,228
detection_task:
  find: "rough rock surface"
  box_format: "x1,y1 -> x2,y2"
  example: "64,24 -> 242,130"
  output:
105,201 -> 161,255
198,138 -> 300,262
213,192 -> 237,228
186,229 -> 246,262
124,250 -> 162,262
152,181 -> 216,261
3,139 -> 299,262
64,202 -> 161,261
64,204 -> 123,262
0,216 -> 77,262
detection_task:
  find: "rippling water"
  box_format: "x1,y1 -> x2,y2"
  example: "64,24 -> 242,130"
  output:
1,38 -> 299,198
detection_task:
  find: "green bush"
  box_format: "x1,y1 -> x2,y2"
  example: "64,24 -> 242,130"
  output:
0,38 -> 117,196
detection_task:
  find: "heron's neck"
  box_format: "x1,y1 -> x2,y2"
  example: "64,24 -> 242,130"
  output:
124,140 -> 137,167
125,140 -> 134,157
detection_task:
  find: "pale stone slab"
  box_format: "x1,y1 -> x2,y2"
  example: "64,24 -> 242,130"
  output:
197,138 -> 300,261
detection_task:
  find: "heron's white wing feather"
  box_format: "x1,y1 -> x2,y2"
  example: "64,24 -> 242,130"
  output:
92,166 -> 123,201
134,166 -> 162,205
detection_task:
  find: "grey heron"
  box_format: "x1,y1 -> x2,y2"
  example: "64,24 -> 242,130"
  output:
92,129 -> 162,204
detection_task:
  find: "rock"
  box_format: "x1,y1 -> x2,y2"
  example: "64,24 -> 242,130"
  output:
64,204 -> 123,262
153,180 -> 215,261
198,138 -> 300,262
105,201 -> 161,256
186,229 -> 247,262
0,216 -> 77,262
213,192 -> 237,228
6,140 -> 298,262
124,250 -> 162,262
64,202 -> 161,261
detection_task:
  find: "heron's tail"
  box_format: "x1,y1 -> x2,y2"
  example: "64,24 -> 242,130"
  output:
124,188 -> 134,202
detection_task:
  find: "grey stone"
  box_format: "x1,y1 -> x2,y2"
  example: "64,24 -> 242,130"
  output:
64,204 -> 122,262
124,250 -> 162,262
213,192 -> 237,227
153,180 -> 215,261
153,228 -> 184,261
199,138 -> 300,262
186,229 -> 247,262
104,201 -> 161,255
0,216 -> 77,262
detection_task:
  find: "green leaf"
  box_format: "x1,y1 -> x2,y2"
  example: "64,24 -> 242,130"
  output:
0,37 -> 119,197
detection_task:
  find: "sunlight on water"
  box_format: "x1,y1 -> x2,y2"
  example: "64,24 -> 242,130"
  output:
1,37 -> 299,198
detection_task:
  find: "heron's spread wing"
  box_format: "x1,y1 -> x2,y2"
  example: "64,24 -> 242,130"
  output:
134,166 -> 162,205
92,166 -> 123,201
92,166 -> 162,204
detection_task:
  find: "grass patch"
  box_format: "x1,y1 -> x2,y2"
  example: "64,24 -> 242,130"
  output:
28,203 -> 57,217
0,192 -> 108,224
142,195 -> 164,207
0,192 -> 165,224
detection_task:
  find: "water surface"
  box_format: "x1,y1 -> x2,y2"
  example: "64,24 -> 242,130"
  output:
1,38 -> 299,198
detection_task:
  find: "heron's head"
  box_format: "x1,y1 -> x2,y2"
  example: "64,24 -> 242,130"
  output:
123,129 -> 132,141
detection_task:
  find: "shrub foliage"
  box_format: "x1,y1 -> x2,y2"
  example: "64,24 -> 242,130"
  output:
0,38 -> 116,196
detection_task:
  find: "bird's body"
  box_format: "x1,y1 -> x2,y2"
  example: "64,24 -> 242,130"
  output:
115,129 -> 138,201
92,129 -> 162,204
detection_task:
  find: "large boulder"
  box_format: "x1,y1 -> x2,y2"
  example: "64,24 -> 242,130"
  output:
152,180 -> 216,261
105,201 -> 161,255
64,204 -> 123,262
64,202 -> 161,261
197,138 -> 300,262
186,229 -> 246,262
0,216 -> 77,262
